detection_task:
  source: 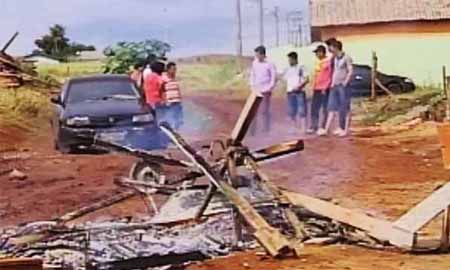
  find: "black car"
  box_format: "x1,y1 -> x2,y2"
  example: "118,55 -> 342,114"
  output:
50,75 -> 166,153
348,64 -> 415,96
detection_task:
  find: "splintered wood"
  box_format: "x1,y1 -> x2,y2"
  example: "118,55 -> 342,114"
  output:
282,191 -> 416,249
160,123 -> 295,257
394,182 -> 450,233
0,258 -> 42,270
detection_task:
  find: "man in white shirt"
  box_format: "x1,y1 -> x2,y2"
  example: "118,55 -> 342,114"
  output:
283,51 -> 309,134
249,46 -> 277,134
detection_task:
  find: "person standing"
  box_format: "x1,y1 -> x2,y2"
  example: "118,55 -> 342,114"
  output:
143,61 -> 166,124
130,62 -> 144,90
249,45 -> 277,134
324,40 -> 354,137
163,62 -> 183,130
283,51 -> 309,134
309,45 -> 332,135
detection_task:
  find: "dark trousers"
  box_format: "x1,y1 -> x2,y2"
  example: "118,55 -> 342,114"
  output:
251,92 -> 272,135
310,90 -> 329,131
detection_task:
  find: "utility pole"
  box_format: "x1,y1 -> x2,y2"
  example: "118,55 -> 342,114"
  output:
302,0 -> 312,45
236,0 -> 243,56
273,6 -> 280,47
258,0 -> 264,45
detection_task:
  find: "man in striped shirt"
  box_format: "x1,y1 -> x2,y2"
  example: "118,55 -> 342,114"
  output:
163,62 -> 183,130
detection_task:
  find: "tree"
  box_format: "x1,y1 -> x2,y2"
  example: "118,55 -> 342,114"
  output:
103,39 -> 171,74
34,24 -> 95,60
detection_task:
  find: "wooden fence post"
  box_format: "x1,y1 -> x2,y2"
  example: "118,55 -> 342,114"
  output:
371,51 -> 378,100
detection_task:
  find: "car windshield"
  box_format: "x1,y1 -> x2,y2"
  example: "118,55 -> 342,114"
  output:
66,79 -> 138,104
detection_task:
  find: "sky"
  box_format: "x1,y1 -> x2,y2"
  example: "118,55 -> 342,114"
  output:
0,0 -> 306,57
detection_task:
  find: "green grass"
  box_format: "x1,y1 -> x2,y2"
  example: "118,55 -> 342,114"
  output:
178,61 -> 248,91
270,35 -> 450,86
353,86 -> 443,126
38,61 -> 104,82
0,87 -> 51,130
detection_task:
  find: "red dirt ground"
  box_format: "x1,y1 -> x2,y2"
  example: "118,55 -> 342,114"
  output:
2,92 -> 450,269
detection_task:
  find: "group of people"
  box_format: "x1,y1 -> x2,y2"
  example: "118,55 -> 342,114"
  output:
130,60 -> 184,130
249,38 -> 354,137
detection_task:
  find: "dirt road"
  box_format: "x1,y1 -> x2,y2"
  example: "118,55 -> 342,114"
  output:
2,92 -> 450,269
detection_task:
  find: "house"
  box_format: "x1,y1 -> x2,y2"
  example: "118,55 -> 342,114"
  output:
23,53 -> 60,66
75,50 -> 105,62
311,0 -> 450,41
301,0 -> 450,84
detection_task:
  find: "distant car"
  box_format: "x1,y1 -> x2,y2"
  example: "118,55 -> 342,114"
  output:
348,64 -> 416,96
50,75 -> 166,153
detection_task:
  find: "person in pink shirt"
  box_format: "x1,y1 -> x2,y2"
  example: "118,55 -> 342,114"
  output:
308,45 -> 332,135
249,45 -> 277,134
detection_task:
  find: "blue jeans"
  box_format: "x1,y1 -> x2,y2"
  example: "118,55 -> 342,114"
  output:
328,85 -> 351,130
310,90 -> 329,130
153,103 -> 167,125
287,91 -> 307,121
166,102 -> 184,130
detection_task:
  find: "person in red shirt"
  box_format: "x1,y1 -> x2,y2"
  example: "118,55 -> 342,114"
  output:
143,61 -> 166,123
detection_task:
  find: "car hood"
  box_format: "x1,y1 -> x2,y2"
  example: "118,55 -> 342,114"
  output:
64,99 -> 150,118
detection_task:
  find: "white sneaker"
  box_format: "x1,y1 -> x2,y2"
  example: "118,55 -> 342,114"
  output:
337,130 -> 348,137
333,128 -> 344,136
317,128 -> 327,136
306,128 -> 315,134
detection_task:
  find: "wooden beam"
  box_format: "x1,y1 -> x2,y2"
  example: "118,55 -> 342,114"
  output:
283,190 -> 416,249
56,191 -> 136,223
245,157 -> 306,242
0,258 -> 42,270
253,140 -> 304,163
394,181 -> 450,233
375,78 -> 395,97
441,205 -> 450,251
195,185 -> 217,220
230,92 -> 262,144
371,51 -> 377,100
160,123 -> 293,257
220,181 -> 293,256
1,32 -> 19,53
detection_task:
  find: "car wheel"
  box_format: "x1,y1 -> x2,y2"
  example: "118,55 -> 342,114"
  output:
129,161 -> 164,185
387,82 -> 404,94
56,139 -> 73,154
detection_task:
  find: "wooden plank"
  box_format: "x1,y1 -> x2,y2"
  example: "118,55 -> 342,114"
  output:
253,140 -> 304,163
56,191 -> 136,223
160,123 -> 293,257
0,258 -> 42,270
375,78 -> 395,97
441,205 -> 450,251
230,92 -> 262,144
1,32 -> 19,53
283,191 -> 416,249
220,181 -> 293,256
245,157 -> 306,243
394,181 -> 450,233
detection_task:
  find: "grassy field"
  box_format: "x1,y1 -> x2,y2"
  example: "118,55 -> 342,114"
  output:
37,60 -> 249,92
178,61 -> 248,92
0,87 -> 51,131
270,34 -> 450,86
38,61 -> 104,82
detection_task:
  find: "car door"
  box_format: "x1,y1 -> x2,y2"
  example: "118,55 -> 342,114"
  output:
348,65 -> 372,96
